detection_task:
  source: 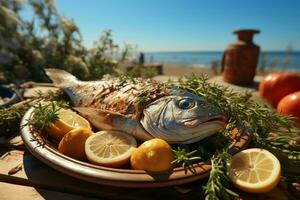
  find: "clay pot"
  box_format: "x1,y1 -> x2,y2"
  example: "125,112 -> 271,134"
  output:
222,29 -> 260,85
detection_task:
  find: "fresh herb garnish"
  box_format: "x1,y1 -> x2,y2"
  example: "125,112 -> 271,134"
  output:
26,101 -> 61,131
177,75 -> 299,164
203,151 -> 238,200
172,146 -> 201,169
174,74 -> 300,199
0,103 -> 31,135
0,89 -> 67,135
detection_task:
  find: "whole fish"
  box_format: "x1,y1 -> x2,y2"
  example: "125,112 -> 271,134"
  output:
45,68 -> 226,144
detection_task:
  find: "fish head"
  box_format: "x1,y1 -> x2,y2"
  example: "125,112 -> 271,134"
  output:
140,89 -> 226,144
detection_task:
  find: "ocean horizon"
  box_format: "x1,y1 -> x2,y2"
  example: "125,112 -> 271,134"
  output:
144,51 -> 300,72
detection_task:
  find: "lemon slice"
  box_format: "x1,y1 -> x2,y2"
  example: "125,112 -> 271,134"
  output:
47,108 -> 91,140
228,148 -> 281,193
85,130 -> 137,167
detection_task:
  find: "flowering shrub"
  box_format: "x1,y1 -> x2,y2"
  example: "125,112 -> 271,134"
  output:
0,0 -> 128,83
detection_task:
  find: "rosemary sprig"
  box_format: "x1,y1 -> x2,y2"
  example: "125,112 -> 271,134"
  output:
117,74 -> 135,86
172,132 -> 231,169
35,89 -> 67,102
176,74 -> 300,198
0,103 -> 30,135
178,74 -> 294,130
25,101 -> 62,131
0,89 -> 67,135
253,131 -> 300,169
136,82 -> 167,106
137,95 -> 150,106
172,146 -> 202,169
178,74 -> 300,166
203,151 -> 238,200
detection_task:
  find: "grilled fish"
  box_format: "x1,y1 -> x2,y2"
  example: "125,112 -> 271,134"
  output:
45,68 -> 226,144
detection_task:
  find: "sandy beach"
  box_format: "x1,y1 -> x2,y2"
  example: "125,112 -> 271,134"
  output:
144,63 -> 217,82
162,63 -> 217,77
153,63 -> 300,81
119,61 -> 218,81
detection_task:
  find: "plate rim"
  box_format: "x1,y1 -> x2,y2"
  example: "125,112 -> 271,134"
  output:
20,107 -> 250,188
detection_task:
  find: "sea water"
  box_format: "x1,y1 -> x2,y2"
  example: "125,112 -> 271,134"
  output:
145,51 -> 300,72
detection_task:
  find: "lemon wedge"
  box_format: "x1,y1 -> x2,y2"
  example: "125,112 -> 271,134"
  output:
85,130 -> 137,167
47,108 -> 91,140
228,148 -> 281,193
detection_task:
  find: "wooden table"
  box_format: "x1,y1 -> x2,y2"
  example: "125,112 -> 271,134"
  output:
0,76 -> 292,200
0,147 -> 206,200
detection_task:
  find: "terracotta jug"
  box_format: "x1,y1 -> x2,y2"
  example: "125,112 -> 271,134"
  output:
221,29 -> 260,85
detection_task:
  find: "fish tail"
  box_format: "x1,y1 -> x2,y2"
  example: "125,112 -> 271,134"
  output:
45,68 -> 78,87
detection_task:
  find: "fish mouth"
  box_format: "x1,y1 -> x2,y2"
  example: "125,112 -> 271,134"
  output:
183,116 -> 227,128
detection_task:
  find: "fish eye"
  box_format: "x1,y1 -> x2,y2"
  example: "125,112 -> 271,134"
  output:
178,98 -> 195,109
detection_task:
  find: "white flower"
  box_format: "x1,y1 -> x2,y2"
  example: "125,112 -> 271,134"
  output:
59,17 -> 78,36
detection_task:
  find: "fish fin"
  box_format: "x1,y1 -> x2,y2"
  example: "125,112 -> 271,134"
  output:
73,107 -> 152,141
45,68 -> 78,87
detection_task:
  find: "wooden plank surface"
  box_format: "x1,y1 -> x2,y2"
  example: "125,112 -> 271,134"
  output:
0,148 -> 291,200
0,149 -> 203,199
0,182 -> 98,200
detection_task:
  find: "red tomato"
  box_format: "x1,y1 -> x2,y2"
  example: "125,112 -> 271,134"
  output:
259,72 -> 300,107
277,91 -> 300,124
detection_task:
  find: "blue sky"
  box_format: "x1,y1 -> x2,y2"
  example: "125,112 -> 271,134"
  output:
27,0 -> 300,51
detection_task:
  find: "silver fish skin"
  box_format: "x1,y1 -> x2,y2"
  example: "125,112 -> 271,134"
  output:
45,68 -> 226,144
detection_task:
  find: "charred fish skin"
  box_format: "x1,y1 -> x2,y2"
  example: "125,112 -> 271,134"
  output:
45,68 -> 226,144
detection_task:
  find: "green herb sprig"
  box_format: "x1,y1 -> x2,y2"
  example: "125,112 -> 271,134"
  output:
177,74 -> 300,165
203,151 -> 238,200
175,74 -> 300,199
0,89 -> 67,136
25,101 -> 62,131
0,104 -> 30,135
172,146 -> 201,170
